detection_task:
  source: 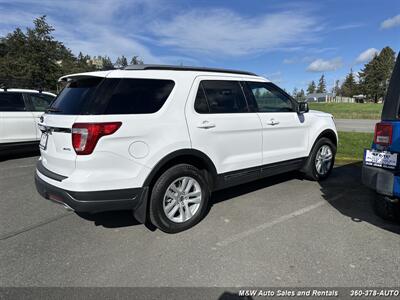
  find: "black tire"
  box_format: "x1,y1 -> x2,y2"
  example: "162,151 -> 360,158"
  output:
303,137 -> 336,181
149,164 -> 210,233
374,194 -> 400,222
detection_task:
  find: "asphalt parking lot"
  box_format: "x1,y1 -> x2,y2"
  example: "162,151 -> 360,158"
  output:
1,152 -> 399,287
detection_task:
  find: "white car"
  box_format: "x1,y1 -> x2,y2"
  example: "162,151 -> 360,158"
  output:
35,65 -> 337,233
0,88 -> 56,152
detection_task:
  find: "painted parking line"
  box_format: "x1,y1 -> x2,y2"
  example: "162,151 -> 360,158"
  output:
216,194 -> 343,247
1,164 -> 36,171
0,211 -> 73,241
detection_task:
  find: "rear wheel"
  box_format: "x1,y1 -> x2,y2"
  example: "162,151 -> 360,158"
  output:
149,164 -> 210,233
374,195 -> 400,222
303,137 -> 336,181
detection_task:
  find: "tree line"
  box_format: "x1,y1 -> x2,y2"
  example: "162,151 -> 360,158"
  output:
0,16 -> 143,91
291,74 -> 327,102
1,16 -> 396,100
300,46 -> 396,103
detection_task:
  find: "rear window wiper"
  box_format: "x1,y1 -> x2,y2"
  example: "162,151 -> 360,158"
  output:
45,107 -> 62,113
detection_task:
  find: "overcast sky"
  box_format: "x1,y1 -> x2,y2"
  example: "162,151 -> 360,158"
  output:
0,0 -> 399,91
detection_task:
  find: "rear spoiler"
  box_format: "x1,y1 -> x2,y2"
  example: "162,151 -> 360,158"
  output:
381,52 -> 400,120
58,71 -> 112,82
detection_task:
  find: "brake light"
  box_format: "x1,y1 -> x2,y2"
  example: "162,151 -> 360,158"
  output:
72,122 -> 122,155
374,122 -> 393,146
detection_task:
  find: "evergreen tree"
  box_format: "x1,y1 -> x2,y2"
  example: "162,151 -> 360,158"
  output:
115,56 -> 122,67
22,16 -> 60,89
0,16 -> 96,90
341,69 -> 358,97
307,81 -> 316,94
377,47 -> 395,100
101,56 -> 114,70
359,46 -> 395,102
316,74 -> 326,93
114,56 -> 128,68
0,28 -> 29,87
130,55 -> 143,65
333,80 -> 340,95
291,87 -> 306,101
292,87 -> 298,98
298,89 -> 306,101
359,55 -> 379,102
120,55 -> 128,67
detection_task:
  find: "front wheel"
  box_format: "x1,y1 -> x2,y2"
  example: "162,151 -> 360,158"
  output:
303,137 -> 336,181
149,164 -> 210,233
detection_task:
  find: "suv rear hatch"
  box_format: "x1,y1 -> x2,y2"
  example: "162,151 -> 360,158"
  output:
38,72 -> 176,178
38,75 -> 107,177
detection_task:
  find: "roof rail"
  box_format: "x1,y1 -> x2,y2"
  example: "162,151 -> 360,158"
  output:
123,64 -> 257,76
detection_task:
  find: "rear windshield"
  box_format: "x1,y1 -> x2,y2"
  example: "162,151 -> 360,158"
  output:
49,77 -> 175,115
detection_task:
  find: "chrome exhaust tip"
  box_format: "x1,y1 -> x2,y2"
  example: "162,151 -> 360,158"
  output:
48,197 -> 75,211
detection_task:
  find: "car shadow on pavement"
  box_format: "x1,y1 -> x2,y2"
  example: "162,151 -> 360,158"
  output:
318,162 -> 400,235
79,172 -> 301,230
211,171 -> 301,204
77,211 -> 141,228
77,162 -> 400,234
0,149 -> 39,162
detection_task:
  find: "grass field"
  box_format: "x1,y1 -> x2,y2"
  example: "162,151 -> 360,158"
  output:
309,102 -> 382,119
335,131 -> 373,164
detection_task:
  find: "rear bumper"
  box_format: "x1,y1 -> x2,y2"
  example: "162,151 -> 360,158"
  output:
35,172 -> 148,222
362,164 -> 395,196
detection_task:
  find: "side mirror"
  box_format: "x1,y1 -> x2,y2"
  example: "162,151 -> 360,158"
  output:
298,102 -> 309,114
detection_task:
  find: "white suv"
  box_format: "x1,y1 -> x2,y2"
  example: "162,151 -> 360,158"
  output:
35,65 -> 337,233
0,89 -> 56,153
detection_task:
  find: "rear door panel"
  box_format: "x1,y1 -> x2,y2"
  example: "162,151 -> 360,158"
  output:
185,77 -> 263,174
2,112 -> 36,143
0,92 -> 36,143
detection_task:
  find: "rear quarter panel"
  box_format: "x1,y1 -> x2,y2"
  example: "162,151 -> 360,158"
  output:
71,71 -> 195,190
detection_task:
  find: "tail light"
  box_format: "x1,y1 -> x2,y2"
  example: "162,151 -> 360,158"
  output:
374,122 -> 393,146
72,122 -> 122,155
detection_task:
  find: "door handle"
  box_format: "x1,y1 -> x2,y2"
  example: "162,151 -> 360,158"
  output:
266,119 -> 280,126
197,120 -> 216,129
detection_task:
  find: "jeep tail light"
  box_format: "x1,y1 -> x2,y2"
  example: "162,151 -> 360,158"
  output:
374,122 -> 393,146
72,122 -> 122,155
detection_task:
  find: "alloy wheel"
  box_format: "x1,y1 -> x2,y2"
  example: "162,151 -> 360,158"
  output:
315,145 -> 333,176
163,177 -> 202,223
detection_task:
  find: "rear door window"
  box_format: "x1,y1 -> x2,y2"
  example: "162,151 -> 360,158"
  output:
102,79 -> 175,114
199,80 -> 248,113
28,93 -> 55,111
194,84 -> 210,113
0,92 -> 26,111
